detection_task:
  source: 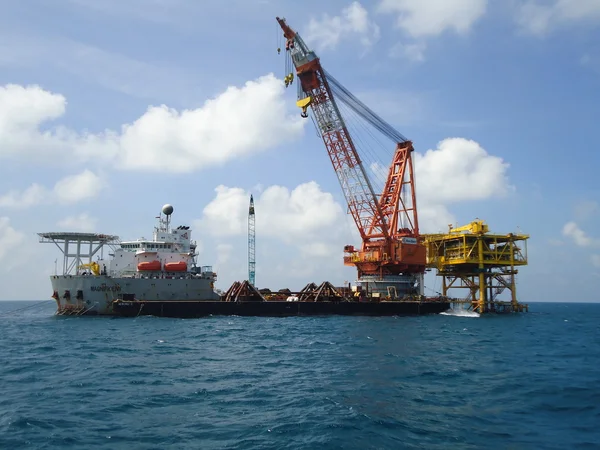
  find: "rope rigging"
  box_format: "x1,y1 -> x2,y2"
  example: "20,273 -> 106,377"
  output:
0,300 -> 53,317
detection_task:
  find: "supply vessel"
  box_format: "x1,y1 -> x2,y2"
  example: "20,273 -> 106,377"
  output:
39,204 -> 220,315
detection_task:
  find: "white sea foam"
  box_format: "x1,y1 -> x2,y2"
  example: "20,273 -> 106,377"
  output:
440,308 -> 480,318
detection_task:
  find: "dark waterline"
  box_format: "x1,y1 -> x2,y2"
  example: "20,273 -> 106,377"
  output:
1,301 -> 598,449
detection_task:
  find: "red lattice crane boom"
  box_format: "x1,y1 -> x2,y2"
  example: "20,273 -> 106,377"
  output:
276,17 -> 426,286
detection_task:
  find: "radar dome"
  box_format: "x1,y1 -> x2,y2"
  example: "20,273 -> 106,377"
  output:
162,204 -> 174,216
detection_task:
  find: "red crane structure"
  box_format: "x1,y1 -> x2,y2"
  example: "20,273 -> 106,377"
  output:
276,17 -> 427,298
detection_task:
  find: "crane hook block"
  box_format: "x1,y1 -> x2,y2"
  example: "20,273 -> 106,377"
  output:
277,47 -> 281,54
296,96 -> 312,118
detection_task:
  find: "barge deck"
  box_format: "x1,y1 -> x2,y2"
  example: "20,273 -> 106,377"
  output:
111,298 -> 451,318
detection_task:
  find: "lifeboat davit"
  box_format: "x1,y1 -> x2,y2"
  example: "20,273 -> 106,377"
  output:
137,260 -> 161,271
164,261 -> 187,272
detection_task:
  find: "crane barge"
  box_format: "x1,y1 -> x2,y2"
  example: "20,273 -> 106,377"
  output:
276,16 -> 426,300
110,16 -> 454,318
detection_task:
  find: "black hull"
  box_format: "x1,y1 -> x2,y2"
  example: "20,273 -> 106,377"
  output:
112,300 -> 451,318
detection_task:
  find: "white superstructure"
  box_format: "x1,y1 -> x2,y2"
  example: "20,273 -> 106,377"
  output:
39,204 -> 220,315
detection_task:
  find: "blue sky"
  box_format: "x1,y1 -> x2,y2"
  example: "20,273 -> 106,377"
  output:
0,0 -> 599,302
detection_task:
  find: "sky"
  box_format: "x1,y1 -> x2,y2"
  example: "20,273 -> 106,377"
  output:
0,0 -> 599,302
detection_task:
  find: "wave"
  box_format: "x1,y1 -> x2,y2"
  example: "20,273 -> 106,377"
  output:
440,308 -> 480,318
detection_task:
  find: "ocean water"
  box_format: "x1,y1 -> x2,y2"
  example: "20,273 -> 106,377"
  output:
1,301 -> 598,449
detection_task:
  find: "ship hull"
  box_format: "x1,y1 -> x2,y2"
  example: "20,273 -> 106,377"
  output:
50,275 -> 220,315
112,299 -> 451,318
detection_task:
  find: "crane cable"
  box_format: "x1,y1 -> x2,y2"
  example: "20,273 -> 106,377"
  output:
338,101 -> 388,189
324,69 -> 408,144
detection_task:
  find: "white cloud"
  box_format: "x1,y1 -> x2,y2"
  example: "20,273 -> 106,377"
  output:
371,160 -> 454,233
0,216 -> 41,292
216,243 -> 234,267
516,0 -> 600,36
0,84 -> 65,131
53,170 -> 107,204
0,170 -> 105,209
0,83 -> 103,163
56,213 -> 98,232
196,135 -> 513,281
0,84 -> 71,162
257,182 -> 345,244
389,41 -> 427,62
0,217 -> 26,265
299,242 -> 339,258
561,222 -> 600,273
414,137 -> 514,204
0,75 -> 304,173
197,186 -> 249,237
378,0 -> 488,38
198,181 -> 347,244
418,204 -> 456,234
0,184 -> 47,209
367,138 -> 512,233
305,2 -> 381,51
562,221 -> 600,247
195,181 -> 356,286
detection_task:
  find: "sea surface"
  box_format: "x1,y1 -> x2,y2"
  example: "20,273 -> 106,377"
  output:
0,301 -> 598,449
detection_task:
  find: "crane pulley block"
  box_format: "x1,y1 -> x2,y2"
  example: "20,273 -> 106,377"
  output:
296,96 -> 312,118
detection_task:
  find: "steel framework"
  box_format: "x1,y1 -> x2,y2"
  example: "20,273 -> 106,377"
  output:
38,232 -> 119,275
423,220 -> 529,313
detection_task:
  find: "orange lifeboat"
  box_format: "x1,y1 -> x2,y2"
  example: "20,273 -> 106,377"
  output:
137,260 -> 161,271
164,261 -> 187,272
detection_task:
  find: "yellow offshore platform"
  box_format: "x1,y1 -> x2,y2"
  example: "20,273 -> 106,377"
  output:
423,220 -> 529,314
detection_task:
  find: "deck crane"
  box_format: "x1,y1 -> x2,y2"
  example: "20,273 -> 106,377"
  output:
276,17 -> 426,298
